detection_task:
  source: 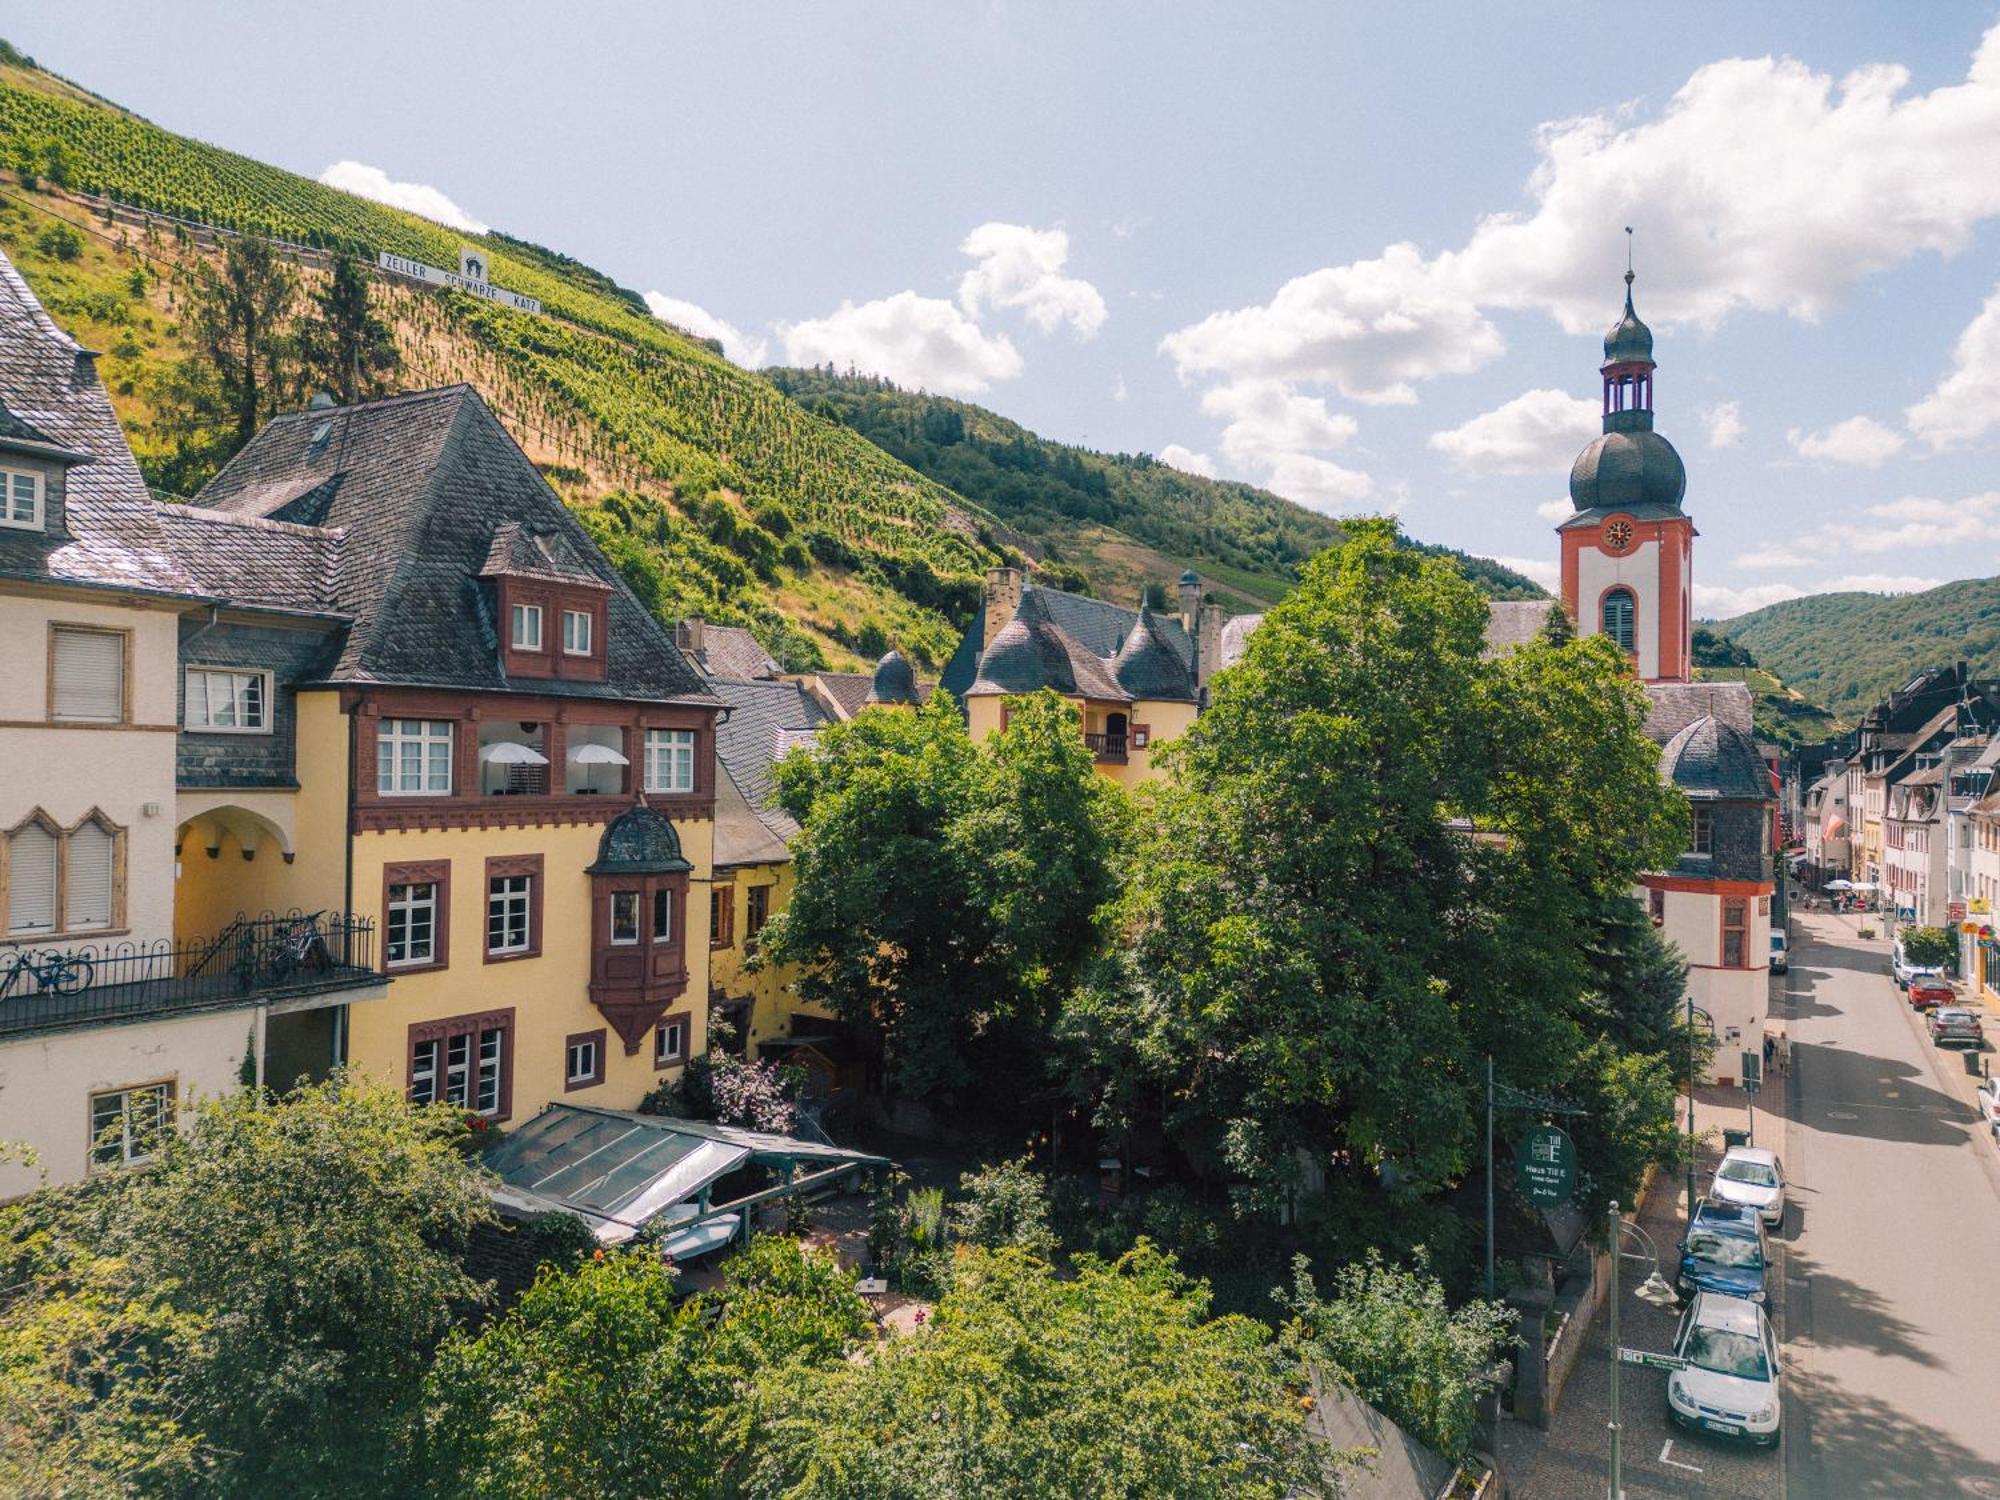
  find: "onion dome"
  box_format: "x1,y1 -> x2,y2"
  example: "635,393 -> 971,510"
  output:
1659,716 -> 1774,801
1568,428 -> 1686,513
866,649 -> 920,705
1603,272 -> 1654,366
1111,605 -> 1197,702
587,802 -> 693,874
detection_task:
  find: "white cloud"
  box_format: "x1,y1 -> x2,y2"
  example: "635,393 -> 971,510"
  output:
1817,572 -> 1943,594
1490,554 -> 1561,591
1157,444 -> 1217,478
957,222 -> 1107,340
317,160 -> 489,234
1787,415 -> 1906,467
1705,401 -> 1746,448
777,292 -> 1023,396
1536,497 -> 1575,521
1264,452 -> 1376,512
1201,379 -> 1359,467
1734,544 -> 1812,569
643,292 -> 768,367
1160,242 -> 1502,405
1111,375 -> 1128,403
1907,282 -> 2000,447
1429,388 -> 1600,475
1695,582 -> 1807,618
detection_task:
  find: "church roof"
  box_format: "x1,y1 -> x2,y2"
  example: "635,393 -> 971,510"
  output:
1644,681 -> 1753,745
1603,277 -> 1654,366
1565,428 -> 1685,519
1660,715 -> 1775,801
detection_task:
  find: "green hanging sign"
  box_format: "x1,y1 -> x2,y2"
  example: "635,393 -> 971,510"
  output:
1515,1125 -> 1577,1207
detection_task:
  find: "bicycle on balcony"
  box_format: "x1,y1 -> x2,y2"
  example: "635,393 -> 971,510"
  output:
0,945 -> 95,1000
229,911 -> 335,991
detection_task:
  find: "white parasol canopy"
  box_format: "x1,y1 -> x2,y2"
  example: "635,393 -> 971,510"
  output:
480,741 -> 549,766
568,743 -> 629,766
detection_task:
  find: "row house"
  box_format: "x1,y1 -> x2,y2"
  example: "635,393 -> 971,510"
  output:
1970,790 -> 2000,1002
161,383 -> 722,1125
0,254 -> 383,1196
1802,759 -> 1851,890
1840,665 -> 2000,888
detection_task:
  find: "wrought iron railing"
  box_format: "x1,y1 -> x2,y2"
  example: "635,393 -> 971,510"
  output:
0,910 -> 378,1038
1082,732 -> 1128,763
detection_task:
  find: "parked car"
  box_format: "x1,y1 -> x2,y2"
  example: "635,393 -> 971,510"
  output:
1710,1145 -> 1786,1228
1927,1007 -> 1984,1049
1677,1202 -> 1769,1305
1976,1076 -> 2000,1137
1666,1291 -> 1782,1447
1892,941 -> 1944,991
1769,932 -> 1789,975
1908,976 -> 1957,1011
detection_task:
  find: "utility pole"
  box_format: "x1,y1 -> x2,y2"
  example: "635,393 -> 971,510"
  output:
1485,1053 -> 1495,1298
1607,1198 -> 1623,1500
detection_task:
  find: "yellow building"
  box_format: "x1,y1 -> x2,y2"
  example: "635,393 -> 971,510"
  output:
162,386 -> 723,1123
941,567 -> 1216,785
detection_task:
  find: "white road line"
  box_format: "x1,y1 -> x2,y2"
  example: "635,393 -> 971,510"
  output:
1659,1438 -> 1704,1473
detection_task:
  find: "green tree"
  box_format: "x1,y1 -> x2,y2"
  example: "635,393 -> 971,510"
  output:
109,1077 -> 493,1496
1900,925 -> 1956,970
184,236 -> 298,449
741,1244 -> 1345,1499
1280,1249 -> 1513,1464
301,252 -> 400,404
949,1157 -> 1058,1259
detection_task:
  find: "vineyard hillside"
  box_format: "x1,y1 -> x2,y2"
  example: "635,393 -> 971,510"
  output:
0,39 -> 1539,671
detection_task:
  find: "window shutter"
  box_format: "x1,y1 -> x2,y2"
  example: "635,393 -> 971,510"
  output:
66,822 -> 115,930
8,824 -> 57,933
52,629 -> 123,722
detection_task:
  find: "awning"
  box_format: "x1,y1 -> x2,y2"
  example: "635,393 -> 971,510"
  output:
1823,816 -> 1847,838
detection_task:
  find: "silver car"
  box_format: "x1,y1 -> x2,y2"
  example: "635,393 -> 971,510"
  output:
1710,1146 -> 1785,1228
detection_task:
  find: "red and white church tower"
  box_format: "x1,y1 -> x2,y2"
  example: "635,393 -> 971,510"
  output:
1558,269 -> 1694,683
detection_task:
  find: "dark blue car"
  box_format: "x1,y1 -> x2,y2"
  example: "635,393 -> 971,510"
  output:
1677,1202 -> 1768,1304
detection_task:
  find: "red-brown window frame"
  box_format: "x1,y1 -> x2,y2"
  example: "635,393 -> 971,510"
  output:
383,860 -> 451,974
483,853 -> 544,963
711,884 -> 735,948
407,1006 -> 516,1122
1721,897 -> 1748,969
653,1010 -> 691,1071
564,1027 -> 607,1092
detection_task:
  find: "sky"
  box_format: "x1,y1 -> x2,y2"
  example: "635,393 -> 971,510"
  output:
19,3 -> 2000,616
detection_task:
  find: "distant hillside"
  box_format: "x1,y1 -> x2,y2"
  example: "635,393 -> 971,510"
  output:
765,368 -> 1547,610
1703,576 -> 2000,714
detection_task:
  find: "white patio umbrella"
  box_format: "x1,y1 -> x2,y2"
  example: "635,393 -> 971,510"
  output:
568,741 -> 629,793
479,741 -> 549,765
1825,878 -> 1854,890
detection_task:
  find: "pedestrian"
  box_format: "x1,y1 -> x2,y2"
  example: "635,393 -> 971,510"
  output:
1764,1031 -> 1776,1068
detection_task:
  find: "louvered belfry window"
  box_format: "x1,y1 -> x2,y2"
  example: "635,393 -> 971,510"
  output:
51,627 -> 124,723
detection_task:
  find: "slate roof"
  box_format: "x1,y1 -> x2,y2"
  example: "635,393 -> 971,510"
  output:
1305,1371 -> 1456,1500
1643,681 -> 1752,745
971,588 -> 1133,701
941,582 -> 1196,702
189,386 -> 712,703
151,503 -> 346,614
811,672 -> 876,720
479,520 -> 605,585
0,250 -> 195,596
587,803 -> 693,874
709,676 -> 831,851
867,650 -> 921,705
1483,600 -> 1552,658
1218,611 -> 1263,671
1110,606 -> 1196,701
1660,715 -> 1776,801
680,622 -> 781,682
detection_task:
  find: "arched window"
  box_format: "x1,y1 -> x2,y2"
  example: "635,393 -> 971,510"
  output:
66,818 -> 116,932
1601,589 -> 1636,655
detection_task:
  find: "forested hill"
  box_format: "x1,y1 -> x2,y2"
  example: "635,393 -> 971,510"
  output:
766,367 -> 1546,610
0,36 -> 1536,674
1702,575 -> 2000,714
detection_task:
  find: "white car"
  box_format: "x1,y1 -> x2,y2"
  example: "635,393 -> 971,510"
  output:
1710,1145 -> 1786,1228
1667,1292 -> 1782,1447
1977,1077 -> 2000,1143
1891,941 -> 1942,991
1769,932 -> 1788,975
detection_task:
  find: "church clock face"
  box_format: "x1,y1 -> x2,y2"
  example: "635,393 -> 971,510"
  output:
1604,519 -> 1634,552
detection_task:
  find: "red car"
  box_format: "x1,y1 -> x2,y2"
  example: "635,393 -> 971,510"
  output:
1908,977 -> 1957,1010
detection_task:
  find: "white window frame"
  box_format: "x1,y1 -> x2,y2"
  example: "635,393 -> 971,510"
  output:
386,880 -> 439,968
183,666 -> 272,734
0,466 -> 43,531
609,890 -> 640,945
566,1037 -> 599,1086
644,728 -> 696,793
89,1082 -> 173,1171
378,719 -> 454,796
511,602 -> 543,652
654,1019 -> 686,1067
487,873 -> 532,956
562,608 -> 593,656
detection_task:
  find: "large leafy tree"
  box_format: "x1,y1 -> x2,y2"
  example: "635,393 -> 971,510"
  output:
740,1244 -> 1346,1499
762,690 -> 1127,1108
1096,519 -> 1685,1205
185,236 -> 300,448
302,252 -> 400,405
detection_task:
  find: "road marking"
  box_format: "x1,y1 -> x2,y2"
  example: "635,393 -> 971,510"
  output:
1659,1439 -> 1704,1473
1824,1110 -> 1859,1119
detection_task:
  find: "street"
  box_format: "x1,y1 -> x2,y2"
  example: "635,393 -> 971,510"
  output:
1499,906 -> 2000,1498
1781,907 -> 2000,1497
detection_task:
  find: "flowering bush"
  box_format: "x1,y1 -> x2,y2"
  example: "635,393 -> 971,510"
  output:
641,1053 -> 800,1133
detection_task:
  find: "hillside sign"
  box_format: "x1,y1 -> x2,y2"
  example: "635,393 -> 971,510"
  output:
377,247 -> 542,315
1514,1124 -> 1576,1207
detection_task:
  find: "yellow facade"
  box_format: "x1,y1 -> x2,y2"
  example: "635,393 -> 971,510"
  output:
965,692 -> 1197,787
708,859 -> 832,1054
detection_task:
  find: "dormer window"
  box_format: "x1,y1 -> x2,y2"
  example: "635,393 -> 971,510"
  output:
563,608 -> 593,656
0,467 -> 41,531
510,603 -> 543,652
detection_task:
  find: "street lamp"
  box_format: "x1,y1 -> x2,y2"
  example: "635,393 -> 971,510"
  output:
1606,1200 -> 1676,1500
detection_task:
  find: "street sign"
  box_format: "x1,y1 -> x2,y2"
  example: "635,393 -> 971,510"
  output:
1618,1346 -> 1688,1372
1514,1124 -> 1577,1206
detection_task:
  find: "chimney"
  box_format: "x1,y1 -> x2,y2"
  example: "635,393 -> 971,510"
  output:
675,618 -> 706,662
1196,603 -> 1224,689
1178,569 -> 1202,632
983,567 -> 1024,650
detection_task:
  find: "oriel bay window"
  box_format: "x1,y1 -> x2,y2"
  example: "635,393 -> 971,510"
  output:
408,1009 -> 515,1120
586,805 -> 693,1053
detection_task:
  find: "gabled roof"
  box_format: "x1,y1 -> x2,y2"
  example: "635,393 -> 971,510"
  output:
190,386 -> 712,703
681,622 -> 780,682
710,676 -> 831,850
809,672 -> 876,720
0,250 -> 194,597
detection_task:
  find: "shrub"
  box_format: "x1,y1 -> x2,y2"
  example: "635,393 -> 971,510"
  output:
34,223 -> 83,262
950,1157 -> 1057,1260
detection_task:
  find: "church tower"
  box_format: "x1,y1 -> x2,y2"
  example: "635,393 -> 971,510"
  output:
1559,268 -> 1694,683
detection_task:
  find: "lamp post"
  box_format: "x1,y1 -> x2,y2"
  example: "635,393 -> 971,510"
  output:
1605,1200 -> 1677,1500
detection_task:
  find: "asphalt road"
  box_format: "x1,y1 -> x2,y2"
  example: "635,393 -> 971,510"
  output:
1781,907 -> 2000,1498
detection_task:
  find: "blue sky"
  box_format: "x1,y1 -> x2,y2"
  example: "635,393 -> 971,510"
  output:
19,3 -> 2000,615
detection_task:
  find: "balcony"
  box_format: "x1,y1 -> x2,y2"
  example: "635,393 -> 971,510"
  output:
0,911 -> 379,1040
1083,731 -> 1128,764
